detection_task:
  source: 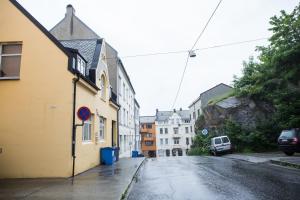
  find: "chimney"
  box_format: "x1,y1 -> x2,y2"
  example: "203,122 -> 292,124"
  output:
156,109 -> 158,113
173,109 -> 176,113
180,108 -> 182,111
66,4 -> 75,17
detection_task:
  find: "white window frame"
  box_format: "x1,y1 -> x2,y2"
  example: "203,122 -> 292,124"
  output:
0,43 -> 22,80
82,117 -> 92,143
99,116 -> 105,141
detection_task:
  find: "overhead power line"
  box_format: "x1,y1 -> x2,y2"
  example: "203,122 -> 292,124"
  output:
171,0 -> 223,109
114,37 -> 268,59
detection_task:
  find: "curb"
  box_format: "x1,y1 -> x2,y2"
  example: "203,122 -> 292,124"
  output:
120,158 -> 146,200
270,159 -> 300,170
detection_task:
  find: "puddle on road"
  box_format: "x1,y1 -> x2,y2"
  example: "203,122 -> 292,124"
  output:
98,168 -> 121,177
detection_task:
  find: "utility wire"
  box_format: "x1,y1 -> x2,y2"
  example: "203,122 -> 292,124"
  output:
171,0 -> 223,109
106,37 -> 268,59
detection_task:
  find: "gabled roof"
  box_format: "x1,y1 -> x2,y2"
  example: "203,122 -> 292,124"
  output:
140,116 -> 156,124
156,110 -> 190,121
9,0 -> 71,58
189,83 -> 233,108
60,39 -> 102,73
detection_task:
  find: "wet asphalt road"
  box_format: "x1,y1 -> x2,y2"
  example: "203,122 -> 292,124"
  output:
127,156 -> 300,200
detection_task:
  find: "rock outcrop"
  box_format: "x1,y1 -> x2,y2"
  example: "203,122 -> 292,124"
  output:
202,96 -> 274,130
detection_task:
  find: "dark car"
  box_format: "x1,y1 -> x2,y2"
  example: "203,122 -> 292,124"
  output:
278,128 -> 300,156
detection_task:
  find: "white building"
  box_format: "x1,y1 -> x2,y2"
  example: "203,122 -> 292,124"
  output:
117,60 -> 136,157
155,109 -> 194,157
189,83 -> 233,134
134,99 -> 141,152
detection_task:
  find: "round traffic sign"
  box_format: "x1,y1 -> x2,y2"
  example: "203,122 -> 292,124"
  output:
77,106 -> 91,121
202,129 -> 208,136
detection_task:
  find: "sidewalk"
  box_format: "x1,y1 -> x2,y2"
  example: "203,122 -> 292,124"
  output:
223,152 -> 300,168
0,157 -> 145,200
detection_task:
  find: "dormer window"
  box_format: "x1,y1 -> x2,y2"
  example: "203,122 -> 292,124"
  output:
77,56 -> 86,75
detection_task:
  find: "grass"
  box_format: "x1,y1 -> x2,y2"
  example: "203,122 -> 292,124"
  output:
207,90 -> 235,105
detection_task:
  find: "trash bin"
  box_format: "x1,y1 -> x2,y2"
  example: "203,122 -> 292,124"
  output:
114,147 -> 120,162
100,147 -> 114,165
132,150 -> 138,158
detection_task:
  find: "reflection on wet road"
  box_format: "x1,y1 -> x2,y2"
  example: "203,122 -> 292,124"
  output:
127,156 -> 300,200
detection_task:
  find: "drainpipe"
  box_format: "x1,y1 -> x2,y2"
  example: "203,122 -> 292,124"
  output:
72,74 -> 80,178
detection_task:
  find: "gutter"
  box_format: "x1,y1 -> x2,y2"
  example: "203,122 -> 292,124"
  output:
72,74 -> 80,178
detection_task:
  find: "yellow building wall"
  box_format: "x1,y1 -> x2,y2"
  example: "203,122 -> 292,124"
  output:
0,0 -> 118,178
0,0 -> 74,178
74,79 -> 118,175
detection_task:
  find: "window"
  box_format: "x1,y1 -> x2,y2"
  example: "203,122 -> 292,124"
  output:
214,138 -> 222,144
173,128 -> 178,134
83,116 -> 93,142
174,138 -> 179,144
100,75 -> 106,99
146,124 -> 152,129
99,116 -> 105,140
185,127 -> 189,133
165,128 -> 168,134
77,56 -> 86,75
0,43 -> 22,79
193,112 -> 196,119
166,149 -> 170,156
190,126 -> 193,132
145,141 -> 153,146
221,137 -> 229,143
186,137 -> 189,145
145,133 -> 152,138
118,76 -> 122,95
123,108 -> 125,125
165,138 -> 168,145
197,109 -> 200,117
160,139 -> 163,145
160,128 -> 163,134
123,83 -> 125,101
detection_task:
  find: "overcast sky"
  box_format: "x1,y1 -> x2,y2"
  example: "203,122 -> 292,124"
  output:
18,0 -> 298,115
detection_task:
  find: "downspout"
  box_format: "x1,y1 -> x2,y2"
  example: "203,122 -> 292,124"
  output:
72,74 -> 80,178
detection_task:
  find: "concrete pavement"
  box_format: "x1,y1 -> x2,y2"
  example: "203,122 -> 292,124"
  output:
127,156 -> 300,200
0,157 -> 145,200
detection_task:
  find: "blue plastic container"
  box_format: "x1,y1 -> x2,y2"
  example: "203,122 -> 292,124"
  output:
132,150 -> 138,158
100,147 -> 115,165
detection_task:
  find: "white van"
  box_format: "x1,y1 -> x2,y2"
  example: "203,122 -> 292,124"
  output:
209,136 -> 232,156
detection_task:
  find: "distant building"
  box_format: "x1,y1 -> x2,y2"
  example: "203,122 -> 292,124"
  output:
188,83 -> 233,133
140,116 -> 157,157
134,99 -> 141,152
50,4 -> 138,158
155,109 -> 194,157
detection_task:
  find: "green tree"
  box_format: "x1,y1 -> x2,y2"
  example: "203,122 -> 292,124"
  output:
234,3 -> 300,130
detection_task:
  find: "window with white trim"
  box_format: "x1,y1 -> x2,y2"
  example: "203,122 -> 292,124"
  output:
77,56 -> 86,75
99,116 -> 105,140
82,116 -> 93,142
0,43 -> 22,79
100,75 -> 106,99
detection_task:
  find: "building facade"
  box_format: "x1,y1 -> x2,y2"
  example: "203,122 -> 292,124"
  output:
0,0 -> 118,178
50,4 -> 138,158
116,60 -> 136,157
134,99 -> 141,152
140,116 -> 157,157
155,109 -> 194,157
189,83 -> 233,134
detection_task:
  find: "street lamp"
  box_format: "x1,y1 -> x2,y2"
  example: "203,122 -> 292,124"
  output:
189,50 -> 196,58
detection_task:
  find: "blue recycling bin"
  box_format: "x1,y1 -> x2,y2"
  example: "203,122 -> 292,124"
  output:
100,147 -> 115,165
132,150 -> 138,158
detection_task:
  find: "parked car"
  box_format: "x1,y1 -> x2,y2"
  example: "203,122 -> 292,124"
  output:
278,128 -> 300,156
210,136 -> 232,156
